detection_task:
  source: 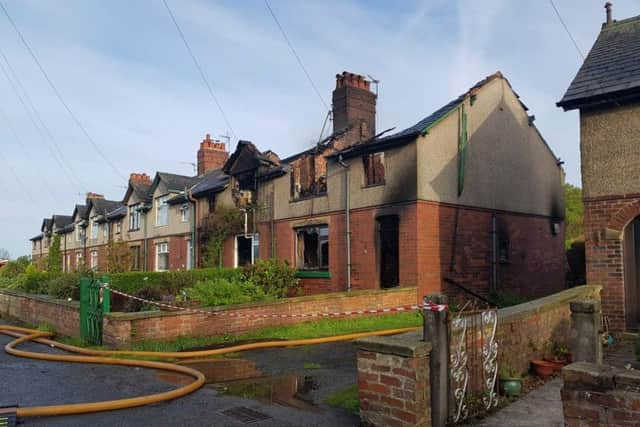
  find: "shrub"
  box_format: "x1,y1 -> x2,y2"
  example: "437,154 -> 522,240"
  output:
184,278 -> 267,307
108,268 -> 243,295
19,265 -> 49,294
46,273 -> 81,300
243,259 -> 300,298
0,256 -> 30,278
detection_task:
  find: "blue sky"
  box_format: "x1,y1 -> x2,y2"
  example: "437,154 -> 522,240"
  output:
0,0 -> 638,258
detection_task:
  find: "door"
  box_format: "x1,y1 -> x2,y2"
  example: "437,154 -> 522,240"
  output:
236,235 -> 253,267
623,217 -> 640,331
378,215 -> 399,289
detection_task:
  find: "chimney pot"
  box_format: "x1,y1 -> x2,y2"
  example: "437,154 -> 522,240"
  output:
197,132 -> 229,175
332,70 -> 376,146
605,2 -> 612,25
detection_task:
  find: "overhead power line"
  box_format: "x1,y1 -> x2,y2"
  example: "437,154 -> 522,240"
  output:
549,0 -> 585,60
264,0 -> 330,111
0,47 -> 86,194
0,0 -> 126,181
162,0 -> 237,140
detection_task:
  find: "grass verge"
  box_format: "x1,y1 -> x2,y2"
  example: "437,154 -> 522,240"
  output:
128,311 -> 422,353
325,385 -> 359,414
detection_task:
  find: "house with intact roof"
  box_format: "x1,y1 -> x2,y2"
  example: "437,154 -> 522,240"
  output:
558,4 -> 640,331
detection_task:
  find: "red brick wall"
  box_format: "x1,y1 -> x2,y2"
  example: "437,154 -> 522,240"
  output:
103,287 -> 418,347
583,195 -> 640,331
561,362 -> 640,425
0,289 -> 80,338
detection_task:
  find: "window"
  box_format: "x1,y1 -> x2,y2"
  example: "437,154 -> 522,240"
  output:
156,242 -> 169,272
76,252 -> 83,269
129,204 -> 140,231
103,223 -> 108,240
115,221 -> 122,234
76,224 -> 84,242
235,234 -> 259,267
90,250 -> 98,271
91,220 -> 99,240
130,246 -> 141,271
363,152 -> 385,186
44,236 -> 49,248
295,225 -> 329,270
156,195 -> 169,226
180,204 -> 190,223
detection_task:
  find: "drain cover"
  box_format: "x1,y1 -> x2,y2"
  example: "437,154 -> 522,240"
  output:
221,406 -> 271,424
0,406 -> 17,427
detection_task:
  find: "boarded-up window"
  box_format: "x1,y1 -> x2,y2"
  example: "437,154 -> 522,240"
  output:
296,225 -> 329,270
363,152 -> 385,186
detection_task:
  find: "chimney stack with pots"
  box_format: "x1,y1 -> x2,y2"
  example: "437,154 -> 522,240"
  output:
605,2 -> 613,25
85,192 -> 105,200
197,133 -> 229,175
332,71 -> 377,140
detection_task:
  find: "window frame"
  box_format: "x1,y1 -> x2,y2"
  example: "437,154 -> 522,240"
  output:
155,195 -> 169,227
295,225 -> 329,271
234,233 -> 260,267
180,204 -> 190,223
363,152 -> 386,187
129,204 -> 141,231
155,242 -> 169,272
90,250 -> 98,271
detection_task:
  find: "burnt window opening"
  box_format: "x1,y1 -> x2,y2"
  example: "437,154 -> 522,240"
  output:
498,235 -> 510,263
290,155 -> 327,200
363,152 -> 385,186
296,225 -> 329,270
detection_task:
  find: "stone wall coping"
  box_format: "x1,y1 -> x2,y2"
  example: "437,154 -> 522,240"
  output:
0,288 -> 80,309
562,361 -> 640,391
498,285 -> 601,323
354,330 -> 431,357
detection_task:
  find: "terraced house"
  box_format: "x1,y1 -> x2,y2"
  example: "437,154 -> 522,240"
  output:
30,70 -> 566,302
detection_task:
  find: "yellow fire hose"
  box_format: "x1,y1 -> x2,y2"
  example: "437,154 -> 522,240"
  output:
1,324 -> 419,418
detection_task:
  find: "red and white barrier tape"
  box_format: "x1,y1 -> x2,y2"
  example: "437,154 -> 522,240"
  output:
103,284 -> 447,319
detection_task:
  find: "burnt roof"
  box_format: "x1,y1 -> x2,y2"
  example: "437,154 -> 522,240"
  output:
190,169 -> 229,198
558,15 -> 640,110
331,72 -> 508,160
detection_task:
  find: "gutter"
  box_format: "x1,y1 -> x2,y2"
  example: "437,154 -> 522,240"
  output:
338,155 -> 352,292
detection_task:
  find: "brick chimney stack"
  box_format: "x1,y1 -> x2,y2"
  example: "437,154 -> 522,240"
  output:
605,2 -> 613,25
197,133 -> 229,175
129,173 -> 151,185
86,192 -> 104,200
332,71 -> 376,139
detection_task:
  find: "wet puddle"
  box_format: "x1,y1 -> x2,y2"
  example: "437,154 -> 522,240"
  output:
156,358 -> 320,412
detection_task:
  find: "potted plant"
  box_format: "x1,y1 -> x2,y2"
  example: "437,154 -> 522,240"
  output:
531,359 -> 556,378
499,366 -> 523,397
544,343 -> 571,372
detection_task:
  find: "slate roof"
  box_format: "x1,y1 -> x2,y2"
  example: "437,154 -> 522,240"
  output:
52,215 -> 73,229
40,218 -> 52,232
156,172 -> 200,193
56,223 -> 75,234
105,205 -> 127,220
130,181 -> 152,203
190,169 -> 229,198
558,15 -> 640,110
30,233 -> 43,241
330,72 -> 507,160
73,204 -> 88,221
88,199 -> 124,220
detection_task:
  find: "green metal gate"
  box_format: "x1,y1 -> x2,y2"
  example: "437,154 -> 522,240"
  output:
80,276 -> 111,345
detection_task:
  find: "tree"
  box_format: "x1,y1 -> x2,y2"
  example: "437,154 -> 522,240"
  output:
47,235 -> 62,273
0,248 -> 9,260
564,183 -> 584,247
106,240 -> 133,272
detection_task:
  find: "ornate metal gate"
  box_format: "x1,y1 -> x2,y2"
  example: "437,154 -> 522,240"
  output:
80,276 -> 111,345
449,306 -> 498,422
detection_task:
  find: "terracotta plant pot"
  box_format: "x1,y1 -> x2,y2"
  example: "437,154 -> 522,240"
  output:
531,359 -> 556,378
543,357 -> 566,372
499,377 -> 522,397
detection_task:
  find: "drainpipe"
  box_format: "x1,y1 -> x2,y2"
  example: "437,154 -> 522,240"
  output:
187,187 -> 197,269
491,214 -> 497,294
338,155 -> 352,292
142,206 -> 149,272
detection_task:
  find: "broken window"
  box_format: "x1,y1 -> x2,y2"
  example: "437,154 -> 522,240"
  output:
363,152 -> 385,186
296,225 -> 329,270
290,155 -> 327,200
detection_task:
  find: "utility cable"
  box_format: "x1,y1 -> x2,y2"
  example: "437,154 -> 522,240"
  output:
549,0 -> 585,60
0,49 -> 86,194
0,0 -> 126,181
264,0 -> 330,111
162,0 -> 237,140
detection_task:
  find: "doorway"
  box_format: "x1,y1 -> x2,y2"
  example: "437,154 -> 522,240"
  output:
235,234 -> 259,267
623,217 -> 640,331
378,215 -> 399,289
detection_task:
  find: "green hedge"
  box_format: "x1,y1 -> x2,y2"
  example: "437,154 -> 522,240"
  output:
108,268 -> 243,295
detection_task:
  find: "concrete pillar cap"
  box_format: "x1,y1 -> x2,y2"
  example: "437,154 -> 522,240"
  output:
570,299 -> 601,314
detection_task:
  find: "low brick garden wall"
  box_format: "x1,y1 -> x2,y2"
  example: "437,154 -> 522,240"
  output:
0,289 -> 80,337
562,362 -> 640,425
355,285 -> 601,426
0,286 -> 418,347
